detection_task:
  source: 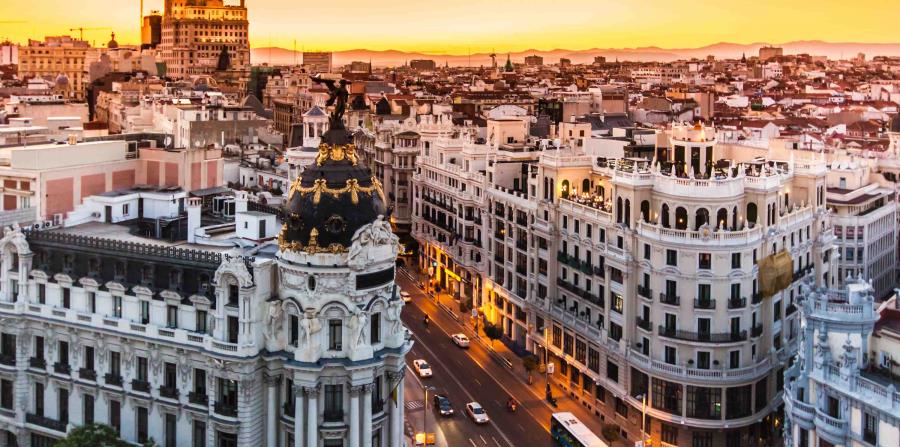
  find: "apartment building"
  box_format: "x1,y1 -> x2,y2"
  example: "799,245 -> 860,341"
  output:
783,278 -> 900,447
302,52 -> 333,74
159,0 -> 250,78
412,121 -> 838,446
17,36 -> 91,101
0,134 -> 411,446
826,159 -> 898,300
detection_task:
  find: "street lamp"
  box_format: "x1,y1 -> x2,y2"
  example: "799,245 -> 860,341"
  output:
419,385 -> 436,446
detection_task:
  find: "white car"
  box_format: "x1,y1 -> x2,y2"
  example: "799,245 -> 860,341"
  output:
451,333 -> 470,348
412,359 -> 432,377
400,291 -> 412,303
465,402 -> 489,424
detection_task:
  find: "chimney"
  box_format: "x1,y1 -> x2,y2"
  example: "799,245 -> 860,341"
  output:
187,197 -> 202,243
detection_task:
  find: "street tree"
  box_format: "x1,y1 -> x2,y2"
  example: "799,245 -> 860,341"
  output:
483,323 -> 502,348
522,355 -> 539,384
54,424 -> 131,447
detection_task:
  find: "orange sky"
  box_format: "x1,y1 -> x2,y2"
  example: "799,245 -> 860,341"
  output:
1,0 -> 898,54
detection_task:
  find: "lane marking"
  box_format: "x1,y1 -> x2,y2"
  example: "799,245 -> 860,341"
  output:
469,439 -> 477,447
492,436 -> 502,447
480,435 -> 487,445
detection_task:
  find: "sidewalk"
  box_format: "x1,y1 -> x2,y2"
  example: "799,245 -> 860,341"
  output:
398,267 -> 632,447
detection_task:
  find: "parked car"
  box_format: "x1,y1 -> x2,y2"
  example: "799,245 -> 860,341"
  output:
465,402 -> 489,424
412,359 -> 432,377
451,333 -> 470,348
433,394 -> 454,416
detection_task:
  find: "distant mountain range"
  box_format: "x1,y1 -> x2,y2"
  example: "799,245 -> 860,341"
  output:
250,41 -> 900,68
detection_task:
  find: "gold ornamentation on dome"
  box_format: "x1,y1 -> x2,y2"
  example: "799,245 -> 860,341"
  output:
277,229 -> 304,252
288,176 -> 386,206
328,243 -> 344,253
315,143 -> 359,166
307,228 -> 319,251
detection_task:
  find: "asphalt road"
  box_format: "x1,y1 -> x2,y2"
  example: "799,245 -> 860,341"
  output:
397,270 -> 559,447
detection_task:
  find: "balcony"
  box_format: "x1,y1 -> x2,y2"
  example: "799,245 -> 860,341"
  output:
26,413 -> 67,432
29,357 -> 46,369
53,362 -> 71,375
556,278 -> 604,307
785,303 -> 797,316
637,286 -> 652,299
752,293 -> 763,305
693,298 -> 716,310
658,325 -> 747,343
659,293 -> 680,306
131,379 -> 150,393
189,391 -> 209,406
0,353 -> 15,366
814,409 -> 848,441
751,325 -> 763,338
78,368 -> 97,381
323,411 -> 344,422
159,386 -> 180,400
105,373 -> 123,387
728,297 -> 747,309
636,317 -> 651,331
215,402 -> 238,417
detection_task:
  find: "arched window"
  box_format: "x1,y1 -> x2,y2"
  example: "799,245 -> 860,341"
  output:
661,203 -> 671,228
581,179 -> 590,195
675,207 -> 688,230
597,185 -> 605,198
695,208 -> 709,231
561,180 -> 570,199
747,203 -> 758,226
616,197 -> 623,223
716,208 -> 728,230
640,200 -> 650,223
624,199 -> 631,227
732,206 -> 738,230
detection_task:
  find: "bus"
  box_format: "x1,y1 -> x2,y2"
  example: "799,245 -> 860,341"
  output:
550,412 -> 608,447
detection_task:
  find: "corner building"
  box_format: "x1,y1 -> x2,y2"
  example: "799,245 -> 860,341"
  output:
0,135 -> 410,446
413,121 -> 837,446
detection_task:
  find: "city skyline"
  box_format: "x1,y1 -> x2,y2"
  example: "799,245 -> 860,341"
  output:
1,0 -> 900,54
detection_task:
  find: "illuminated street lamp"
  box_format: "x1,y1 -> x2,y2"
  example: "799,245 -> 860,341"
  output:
416,385 -> 437,446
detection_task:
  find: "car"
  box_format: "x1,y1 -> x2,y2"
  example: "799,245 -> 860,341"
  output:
432,394 -> 454,416
465,402 -> 489,424
412,359 -> 432,377
400,290 -> 412,303
450,333 -> 470,348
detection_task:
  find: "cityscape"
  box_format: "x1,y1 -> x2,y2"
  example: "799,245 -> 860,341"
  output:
0,1 -> 899,447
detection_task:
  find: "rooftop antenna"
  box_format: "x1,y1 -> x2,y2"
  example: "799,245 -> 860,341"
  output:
293,39 -> 297,66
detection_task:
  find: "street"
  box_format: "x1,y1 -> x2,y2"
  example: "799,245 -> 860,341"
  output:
396,267 -> 613,447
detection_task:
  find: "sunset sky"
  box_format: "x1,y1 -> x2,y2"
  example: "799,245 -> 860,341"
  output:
1,0 -> 898,54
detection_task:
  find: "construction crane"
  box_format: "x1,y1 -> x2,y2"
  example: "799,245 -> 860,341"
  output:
69,27 -> 111,41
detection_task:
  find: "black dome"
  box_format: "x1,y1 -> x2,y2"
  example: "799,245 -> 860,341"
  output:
891,114 -> 900,133
279,130 -> 386,253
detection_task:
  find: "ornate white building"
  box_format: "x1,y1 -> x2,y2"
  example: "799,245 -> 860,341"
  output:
0,126 -> 411,447
783,278 -> 900,447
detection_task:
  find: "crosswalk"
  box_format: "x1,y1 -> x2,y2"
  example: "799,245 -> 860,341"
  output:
405,400 -> 425,410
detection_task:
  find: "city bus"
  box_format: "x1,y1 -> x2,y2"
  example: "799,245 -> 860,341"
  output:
550,412 -> 608,447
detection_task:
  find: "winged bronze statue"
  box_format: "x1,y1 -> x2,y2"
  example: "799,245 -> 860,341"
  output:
311,74 -> 352,125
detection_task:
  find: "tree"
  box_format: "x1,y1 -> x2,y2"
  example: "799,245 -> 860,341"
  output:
483,324 -> 503,348
522,355 -> 539,384
54,424 -> 131,447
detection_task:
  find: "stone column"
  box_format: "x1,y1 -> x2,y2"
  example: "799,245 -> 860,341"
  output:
305,385 -> 319,447
266,375 -> 279,447
349,386 -> 362,447
362,384 -> 373,446
388,371 -> 403,446
294,385 -> 303,447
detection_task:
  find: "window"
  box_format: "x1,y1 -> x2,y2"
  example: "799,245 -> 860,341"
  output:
0,379 -> 12,409
664,346 -> 677,365
34,382 -> 44,416
83,394 -> 94,425
729,350 -> 740,369
611,294 -> 623,314
164,362 -> 177,389
643,244 -> 650,260
666,249 -> 677,266
696,351 -> 710,369
692,432 -> 713,447
137,407 -> 149,443
137,357 -> 148,381
686,386 -> 721,419
324,384 -> 343,421
227,316 -> 238,343
651,378 -> 682,415
194,368 -> 207,395
109,351 -> 121,378
726,385 -> 752,419
661,425 -> 678,444
110,400 -> 121,435
755,377 -> 768,413
606,360 -> 619,383
863,412 -> 877,444
84,346 -> 94,371
614,397 -> 628,417
217,378 -> 238,412
608,322 -> 622,341
698,253 -> 711,270
87,292 -> 95,313
167,305 -> 178,328
58,341 -> 68,366
193,420 -> 207,447
62,287 -> 70,309
165,413 -> 177,447
196,310 -> 208,333
123,203 -> 130,215
140,301 -> 150,324
113,296 -> 123,318
38,283 -> 45,304
731,253 -> 741,269
370,312 -> 381,344
328,319 -> 342,350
